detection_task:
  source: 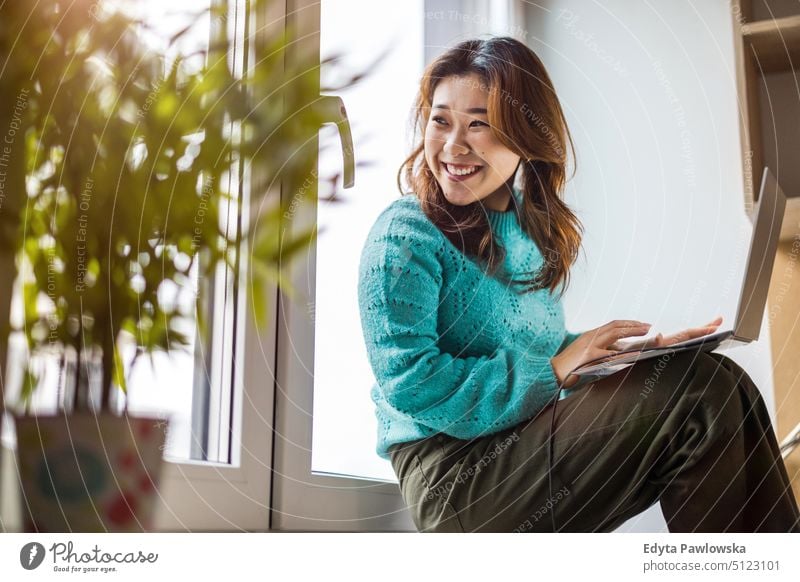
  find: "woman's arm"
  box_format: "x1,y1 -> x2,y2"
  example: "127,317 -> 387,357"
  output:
358,206 -> 560,440
557,330 -> 583,354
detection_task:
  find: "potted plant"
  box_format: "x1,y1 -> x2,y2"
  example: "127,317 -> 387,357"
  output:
0,0 -> 362,531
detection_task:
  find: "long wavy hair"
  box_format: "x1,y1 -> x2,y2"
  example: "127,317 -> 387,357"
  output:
397,36 -> 583,300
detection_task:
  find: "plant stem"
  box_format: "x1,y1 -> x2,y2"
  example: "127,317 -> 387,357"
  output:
73,339 -> 82,412
101,335 -> 115,412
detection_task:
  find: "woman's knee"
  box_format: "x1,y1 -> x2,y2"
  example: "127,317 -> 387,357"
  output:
640,350 -> 733,406
705,352 -> 754,385
640,350 -> 711,391
704,351 -> 767,406
674,351 -> 771,427
621,350 -> 707,412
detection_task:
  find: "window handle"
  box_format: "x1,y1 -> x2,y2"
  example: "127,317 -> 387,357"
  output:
315,94 -> 354,188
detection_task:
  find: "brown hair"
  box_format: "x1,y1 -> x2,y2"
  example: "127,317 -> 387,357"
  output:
396,36 -> 583,300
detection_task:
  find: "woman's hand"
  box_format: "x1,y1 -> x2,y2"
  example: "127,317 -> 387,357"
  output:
550,316 -> 724,389
550,320 -> 653,388
608,316 -> 723,352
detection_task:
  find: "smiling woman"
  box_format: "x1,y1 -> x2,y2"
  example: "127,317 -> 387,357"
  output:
358,35 -> 800,533
402,37 -> 582,297
426,77 -> 520,210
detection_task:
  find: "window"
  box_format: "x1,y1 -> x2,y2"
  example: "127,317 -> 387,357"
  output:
310,0 -> 426,483
271,0 -> 521,531
311,0 -> 525,483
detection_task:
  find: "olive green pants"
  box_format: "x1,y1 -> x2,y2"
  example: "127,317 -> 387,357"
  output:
388,350 -> 800,532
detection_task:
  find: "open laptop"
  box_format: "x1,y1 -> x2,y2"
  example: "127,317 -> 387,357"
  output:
570,167 -> 787,380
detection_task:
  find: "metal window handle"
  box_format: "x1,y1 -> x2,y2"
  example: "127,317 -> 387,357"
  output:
316,94 -> 354,188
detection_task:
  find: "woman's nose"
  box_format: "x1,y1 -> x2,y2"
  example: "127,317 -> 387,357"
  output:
443,134 -> 469,155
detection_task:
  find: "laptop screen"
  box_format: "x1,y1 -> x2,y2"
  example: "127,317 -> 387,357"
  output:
732,167 -> 787,342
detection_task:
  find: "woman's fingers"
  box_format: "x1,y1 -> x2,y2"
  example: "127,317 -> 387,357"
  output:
661,324 -> 720,346
595,317 -> 721,350
643,333 -> 664,348
596,320 -> 652,345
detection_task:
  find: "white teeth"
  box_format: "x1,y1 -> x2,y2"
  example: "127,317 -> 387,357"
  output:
445,163 -> 480,176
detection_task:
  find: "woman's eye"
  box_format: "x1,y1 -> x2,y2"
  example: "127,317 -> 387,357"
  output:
431,116 -> 487,128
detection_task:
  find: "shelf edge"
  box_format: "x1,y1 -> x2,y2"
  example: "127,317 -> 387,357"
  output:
780,196 -> 800,242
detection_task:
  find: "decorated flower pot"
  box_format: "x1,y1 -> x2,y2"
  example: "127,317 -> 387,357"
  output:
14,413 -> 167,532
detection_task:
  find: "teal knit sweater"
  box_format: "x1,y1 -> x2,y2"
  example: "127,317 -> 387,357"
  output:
358,188 -> 582,460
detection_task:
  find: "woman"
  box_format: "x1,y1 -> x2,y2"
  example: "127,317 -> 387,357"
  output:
356,36 -> 799,532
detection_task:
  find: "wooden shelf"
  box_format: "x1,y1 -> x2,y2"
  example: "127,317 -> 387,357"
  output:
742,15 -> 800,73
781,196 -> 800,241
735,2 -> 800,506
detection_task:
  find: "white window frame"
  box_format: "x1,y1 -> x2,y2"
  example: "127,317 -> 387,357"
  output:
267,0 -> 413,532
152,0 -> 278,532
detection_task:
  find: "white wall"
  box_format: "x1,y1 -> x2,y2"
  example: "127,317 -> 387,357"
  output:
522,0 -> 776,532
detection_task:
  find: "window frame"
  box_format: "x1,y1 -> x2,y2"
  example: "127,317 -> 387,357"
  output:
152,0 -> 275,532
266,0 -> 414,532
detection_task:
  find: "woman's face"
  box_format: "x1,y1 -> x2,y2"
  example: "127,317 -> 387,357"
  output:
424,73 -> 521,212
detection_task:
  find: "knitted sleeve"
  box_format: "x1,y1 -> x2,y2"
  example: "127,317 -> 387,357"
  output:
358,202 -> 561,440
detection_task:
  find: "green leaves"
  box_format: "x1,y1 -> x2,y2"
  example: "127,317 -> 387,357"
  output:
3,0 -> 336,410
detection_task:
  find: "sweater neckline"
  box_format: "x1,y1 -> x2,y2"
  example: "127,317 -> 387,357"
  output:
485,187 -> 522,238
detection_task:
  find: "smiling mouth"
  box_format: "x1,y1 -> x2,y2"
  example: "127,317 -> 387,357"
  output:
442,162 -> 483,177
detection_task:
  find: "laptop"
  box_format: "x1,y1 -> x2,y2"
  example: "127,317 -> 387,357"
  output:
569,167 -> 787,381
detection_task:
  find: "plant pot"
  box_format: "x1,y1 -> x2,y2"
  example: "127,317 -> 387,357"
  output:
14,412 -> 167,532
